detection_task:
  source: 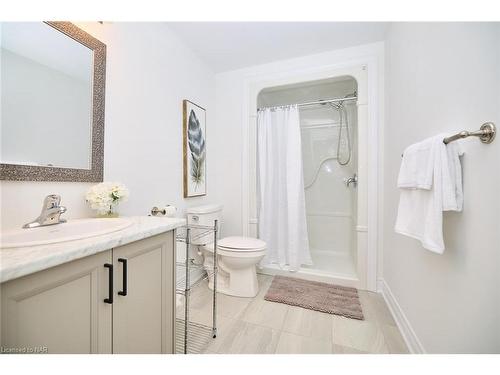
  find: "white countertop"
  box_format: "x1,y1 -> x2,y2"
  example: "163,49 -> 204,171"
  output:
0,216 -> 186,283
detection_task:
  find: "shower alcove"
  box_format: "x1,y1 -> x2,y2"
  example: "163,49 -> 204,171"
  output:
246,65 -> 374,290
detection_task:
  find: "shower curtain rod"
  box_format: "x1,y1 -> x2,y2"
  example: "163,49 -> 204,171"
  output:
258,96 -> 357,111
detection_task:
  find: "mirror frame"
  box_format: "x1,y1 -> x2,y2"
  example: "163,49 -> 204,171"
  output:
0,21 -> 106,182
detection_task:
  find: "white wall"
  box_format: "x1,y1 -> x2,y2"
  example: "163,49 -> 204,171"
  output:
383,23 -> 500,353
1,22 -> 215,230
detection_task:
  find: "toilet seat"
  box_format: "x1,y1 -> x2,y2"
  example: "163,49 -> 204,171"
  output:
219,236 -> 266,251
203,236 -> 266,257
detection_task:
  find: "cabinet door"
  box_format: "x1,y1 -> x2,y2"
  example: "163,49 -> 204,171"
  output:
112,232 -> 175,354
1,250 -> 112,354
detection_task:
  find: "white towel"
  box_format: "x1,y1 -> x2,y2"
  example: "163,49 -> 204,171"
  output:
443,141 -> 464,211
395,134 -> 463,253
397,137 -> 436,190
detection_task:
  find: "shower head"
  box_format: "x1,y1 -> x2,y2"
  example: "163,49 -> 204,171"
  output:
329,91 -> 357,109
344,91 -> 357,99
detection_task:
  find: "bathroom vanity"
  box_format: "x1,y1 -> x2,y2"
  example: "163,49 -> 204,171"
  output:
0,216 -> 185,354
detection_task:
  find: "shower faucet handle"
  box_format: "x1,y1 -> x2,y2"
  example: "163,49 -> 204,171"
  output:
344,174 -> 357,188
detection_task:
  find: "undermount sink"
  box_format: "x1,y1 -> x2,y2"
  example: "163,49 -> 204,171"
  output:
0,218 -> 133,249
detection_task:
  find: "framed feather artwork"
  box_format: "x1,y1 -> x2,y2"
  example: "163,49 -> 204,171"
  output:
183,100 -> 207,197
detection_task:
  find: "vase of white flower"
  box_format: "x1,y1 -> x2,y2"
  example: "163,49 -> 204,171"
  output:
85,182 -> 129,218
100,205 -> 119,218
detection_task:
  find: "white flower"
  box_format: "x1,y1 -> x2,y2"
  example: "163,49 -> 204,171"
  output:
86,182 -> 129,214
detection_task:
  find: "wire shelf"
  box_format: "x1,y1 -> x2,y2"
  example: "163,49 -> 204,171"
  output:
176,221 -> 218,354
176,262 -> 214,294
175,224 -> 215,244
175,319 -> 215,354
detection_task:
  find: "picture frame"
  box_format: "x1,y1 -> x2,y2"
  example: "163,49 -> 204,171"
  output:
183,100 -> 207,198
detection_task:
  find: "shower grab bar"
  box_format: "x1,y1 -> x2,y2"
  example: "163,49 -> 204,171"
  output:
443,122 -> 496,144
300,122 -> 343,130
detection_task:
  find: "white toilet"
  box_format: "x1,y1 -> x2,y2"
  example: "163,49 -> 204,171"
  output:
186,204 -> 266,298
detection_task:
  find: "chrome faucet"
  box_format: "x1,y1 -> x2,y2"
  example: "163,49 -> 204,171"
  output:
23,195 -> 67,229
344,173 -> 358,188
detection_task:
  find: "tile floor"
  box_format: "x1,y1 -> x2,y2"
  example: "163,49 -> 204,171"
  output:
177,274 -> 409,354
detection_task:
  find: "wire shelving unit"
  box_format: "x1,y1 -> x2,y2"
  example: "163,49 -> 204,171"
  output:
175,220 -> 218,354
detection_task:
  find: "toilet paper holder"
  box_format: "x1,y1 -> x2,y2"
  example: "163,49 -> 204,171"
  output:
150,206 -> 166,216
150,205 -> 177,217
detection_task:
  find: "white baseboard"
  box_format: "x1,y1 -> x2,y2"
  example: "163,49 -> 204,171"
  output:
377,278 -> 425,354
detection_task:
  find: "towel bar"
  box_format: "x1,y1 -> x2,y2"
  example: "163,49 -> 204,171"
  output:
443,122 -> 496,144
401,122 -> 496,157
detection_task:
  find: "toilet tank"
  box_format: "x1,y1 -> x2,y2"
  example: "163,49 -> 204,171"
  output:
186,204 -> 223,245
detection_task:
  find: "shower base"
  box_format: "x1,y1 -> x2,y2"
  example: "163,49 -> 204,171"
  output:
303,248 -> 356,278
259,248 -> 358,289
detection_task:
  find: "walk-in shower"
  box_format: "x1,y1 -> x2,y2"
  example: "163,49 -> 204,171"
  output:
257,76 -> 359,280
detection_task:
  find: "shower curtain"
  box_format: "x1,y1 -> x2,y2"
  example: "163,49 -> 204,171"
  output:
257,105 -> 312,271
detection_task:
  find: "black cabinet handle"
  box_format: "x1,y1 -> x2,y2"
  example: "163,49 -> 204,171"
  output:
103,263 -> 113,304
118,258 -> 128,296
